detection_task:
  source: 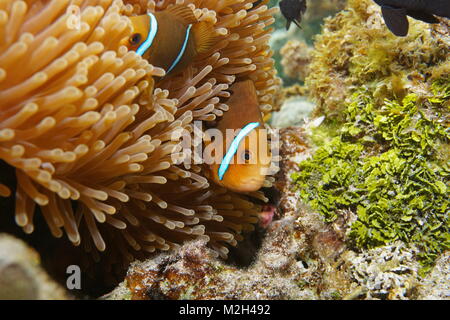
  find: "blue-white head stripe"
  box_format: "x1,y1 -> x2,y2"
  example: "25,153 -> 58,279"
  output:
167,24 -> 192,73
136,12 -> 158,56
218,122 -> 260,181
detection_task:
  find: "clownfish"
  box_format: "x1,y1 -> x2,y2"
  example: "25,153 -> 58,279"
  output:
123,5 -> 217,75
206,80 -> 272,193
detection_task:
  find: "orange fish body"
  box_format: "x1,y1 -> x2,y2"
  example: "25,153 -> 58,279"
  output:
206,80 -> 272,193
124,5 -> 216,75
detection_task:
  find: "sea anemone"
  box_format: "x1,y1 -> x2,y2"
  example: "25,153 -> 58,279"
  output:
0,0 -> 280,271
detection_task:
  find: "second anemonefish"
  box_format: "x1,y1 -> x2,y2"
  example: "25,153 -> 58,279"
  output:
205,80 -> 272,193
123,5 -> 217,75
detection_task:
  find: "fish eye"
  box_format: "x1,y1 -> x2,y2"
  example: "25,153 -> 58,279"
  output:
242,150 -> 252,163
129,33 -> 142,45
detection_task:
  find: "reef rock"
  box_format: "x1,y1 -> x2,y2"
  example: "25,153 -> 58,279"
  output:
417,252 -> 450,300
270,97 -> 315,128
0,234 -> 68,300
342,243 -> 421,300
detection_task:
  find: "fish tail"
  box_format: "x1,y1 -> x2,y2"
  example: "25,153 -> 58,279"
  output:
192,21 -> 217,54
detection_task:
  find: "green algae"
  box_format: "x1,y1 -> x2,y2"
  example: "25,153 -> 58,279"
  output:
292,80 -> 449,274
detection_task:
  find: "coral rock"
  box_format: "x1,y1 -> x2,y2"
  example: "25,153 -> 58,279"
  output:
0,234 -> 68,300
280,40 -> 312,81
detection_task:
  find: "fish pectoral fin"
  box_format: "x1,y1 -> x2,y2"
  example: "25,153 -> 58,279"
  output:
165,4 -> 197,24
293,19 -> 302,29
381,5 -> 409,37
192,22 -> 217,54
406,10 -> 440,24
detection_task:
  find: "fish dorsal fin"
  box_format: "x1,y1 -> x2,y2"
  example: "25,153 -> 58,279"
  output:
191,22 -> 217,54
217,80 -> 263,132
231,80 -> 259,107
164,4 -> 198,25
381,5 -> 409,36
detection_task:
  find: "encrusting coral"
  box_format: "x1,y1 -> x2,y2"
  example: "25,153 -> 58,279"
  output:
0,0 -> 281,275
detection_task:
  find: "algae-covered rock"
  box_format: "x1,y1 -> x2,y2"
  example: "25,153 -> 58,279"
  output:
280,40 -> 313,82
105,236 -> 320,300
292,83 -> 449,273
290,0 -> 449,277
0,234 -> 69,300
306,0 -> 450,121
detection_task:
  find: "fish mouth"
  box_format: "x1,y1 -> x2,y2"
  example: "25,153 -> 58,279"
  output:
234,177 -> 265,192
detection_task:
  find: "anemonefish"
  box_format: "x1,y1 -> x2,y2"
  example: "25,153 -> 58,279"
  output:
206,80 -> 272,193
123,5 -> 216,75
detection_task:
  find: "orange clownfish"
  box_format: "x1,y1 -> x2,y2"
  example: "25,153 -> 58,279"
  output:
123,5 -> 216,75
206,80 -> 272,193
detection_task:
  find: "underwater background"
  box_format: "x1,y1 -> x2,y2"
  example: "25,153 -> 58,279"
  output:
0,0 -> 448,300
